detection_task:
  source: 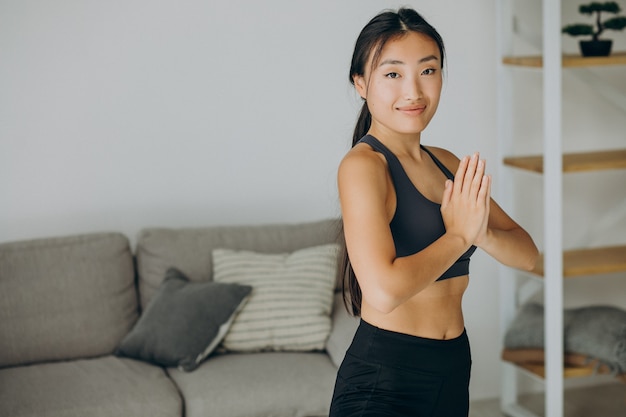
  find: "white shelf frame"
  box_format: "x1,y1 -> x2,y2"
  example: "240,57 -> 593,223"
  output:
496,0 -> 564,416
542,2 -> 564,417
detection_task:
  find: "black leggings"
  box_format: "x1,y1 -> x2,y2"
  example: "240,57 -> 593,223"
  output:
329,320 -> 471,417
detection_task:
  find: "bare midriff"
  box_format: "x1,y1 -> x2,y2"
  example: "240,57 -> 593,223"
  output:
360,274 -> 469,340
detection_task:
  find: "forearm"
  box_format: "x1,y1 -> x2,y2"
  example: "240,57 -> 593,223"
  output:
364,233 -> 470,313
478,226 -> 538,271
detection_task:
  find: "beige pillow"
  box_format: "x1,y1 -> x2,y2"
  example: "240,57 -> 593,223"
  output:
212,244 -> 339,352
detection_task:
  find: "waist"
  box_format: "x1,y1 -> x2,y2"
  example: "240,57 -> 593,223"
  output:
346,319 -> 471,375
361,275 -> 467,338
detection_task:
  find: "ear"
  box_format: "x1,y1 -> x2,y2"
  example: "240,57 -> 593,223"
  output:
353,74 -> 367,100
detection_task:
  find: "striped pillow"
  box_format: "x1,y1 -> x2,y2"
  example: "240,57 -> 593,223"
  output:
212,244 -> 339,352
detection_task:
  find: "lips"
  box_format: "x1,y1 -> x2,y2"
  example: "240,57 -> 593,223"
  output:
396,105 -> 426,115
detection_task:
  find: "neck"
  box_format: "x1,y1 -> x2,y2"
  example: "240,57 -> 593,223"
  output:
367,125 -> 423,158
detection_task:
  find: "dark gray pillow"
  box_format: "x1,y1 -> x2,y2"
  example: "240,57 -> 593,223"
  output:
504,302 -> 548,349
115,267 -> 251,371
566,306 -> 626,374
504,302 -> 626,374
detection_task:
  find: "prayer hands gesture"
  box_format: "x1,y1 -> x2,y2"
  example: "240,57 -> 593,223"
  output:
440,153 -> 491,247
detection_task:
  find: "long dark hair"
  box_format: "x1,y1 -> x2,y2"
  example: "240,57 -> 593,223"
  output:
341,8 -> 446,316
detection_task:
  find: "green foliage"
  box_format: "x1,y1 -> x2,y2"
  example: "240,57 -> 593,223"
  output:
604,15 -> 626,30
579,1 -> 621,15
562,23 -> 595,36
563,1 -> 626,39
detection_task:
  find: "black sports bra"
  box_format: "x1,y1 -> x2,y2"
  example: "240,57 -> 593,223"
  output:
359,135 -> 476,281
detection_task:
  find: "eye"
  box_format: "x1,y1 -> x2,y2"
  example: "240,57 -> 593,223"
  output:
421,68 -> 437,76
385,72 -> 401,79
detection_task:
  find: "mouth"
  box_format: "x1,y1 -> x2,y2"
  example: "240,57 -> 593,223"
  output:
396,105 -> 426,115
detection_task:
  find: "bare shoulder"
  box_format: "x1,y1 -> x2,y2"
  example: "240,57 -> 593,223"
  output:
338,143 -> 391,212
422,145 -> 461,172
338,143 -> 387,183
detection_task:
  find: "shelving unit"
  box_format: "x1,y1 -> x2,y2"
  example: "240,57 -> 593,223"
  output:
514,360 -> 613,379
502,51 -> 626,67
496,1 -> 626,417
531,245 -> 626,277
503,149 -> 626,173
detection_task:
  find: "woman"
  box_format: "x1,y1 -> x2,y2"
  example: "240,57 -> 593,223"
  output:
329,8 -> 538,417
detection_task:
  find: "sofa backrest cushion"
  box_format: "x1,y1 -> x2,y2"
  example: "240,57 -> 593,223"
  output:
0,233 -> 138,367
136,218 -> 341,309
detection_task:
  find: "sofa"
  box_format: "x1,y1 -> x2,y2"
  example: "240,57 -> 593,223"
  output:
0,218 -> 360,417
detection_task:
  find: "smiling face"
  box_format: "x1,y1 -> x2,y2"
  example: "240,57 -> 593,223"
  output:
353,31 -> 443,140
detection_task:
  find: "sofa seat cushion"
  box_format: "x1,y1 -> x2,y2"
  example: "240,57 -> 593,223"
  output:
0,356 -> 182,417
168,352 -> 336,417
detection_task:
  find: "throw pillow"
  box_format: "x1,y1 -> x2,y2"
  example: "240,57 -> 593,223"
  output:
212,244 -> 339,352
115,267 -> 251,371
566,305 -> 626,374
504,302 -> 626,374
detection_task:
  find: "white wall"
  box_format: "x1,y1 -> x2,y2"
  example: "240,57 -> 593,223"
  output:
1,0 -> 624,401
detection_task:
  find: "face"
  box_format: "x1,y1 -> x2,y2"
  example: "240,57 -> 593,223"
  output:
354,31 -> 443,139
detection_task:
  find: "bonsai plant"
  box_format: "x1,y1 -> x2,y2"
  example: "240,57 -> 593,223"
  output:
562,1 -> 626,56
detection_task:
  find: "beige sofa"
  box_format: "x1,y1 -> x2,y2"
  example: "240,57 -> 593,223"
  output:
0,218 -> 359,417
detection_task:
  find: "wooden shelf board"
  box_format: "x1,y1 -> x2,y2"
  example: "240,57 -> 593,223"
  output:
503,149 -> 626,173
518,363 -> 601,379
530,245 -> 626,278
502,350 -> 623,381
503,52 -> 626,68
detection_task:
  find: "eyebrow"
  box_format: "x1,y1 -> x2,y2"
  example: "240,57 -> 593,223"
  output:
378,55 -> 439,67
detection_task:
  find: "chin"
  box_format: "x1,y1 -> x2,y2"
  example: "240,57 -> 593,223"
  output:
398,125 -> 429,135
395,120 -> 432,134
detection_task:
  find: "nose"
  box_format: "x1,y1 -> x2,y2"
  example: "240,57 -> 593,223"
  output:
404,77 -> 421,101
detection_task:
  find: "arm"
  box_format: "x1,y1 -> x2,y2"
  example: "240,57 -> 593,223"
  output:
476,198 -> 539,271
338,147 -> 488,314
431,147 -> 539,271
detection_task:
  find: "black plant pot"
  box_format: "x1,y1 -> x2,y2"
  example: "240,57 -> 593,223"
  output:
579,39 -> 613,57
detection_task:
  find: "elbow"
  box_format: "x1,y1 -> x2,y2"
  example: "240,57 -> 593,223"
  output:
362,289 -> 405,315
521,247 -> 540,272
513,231 -> 540,272
373,301 -> 400,315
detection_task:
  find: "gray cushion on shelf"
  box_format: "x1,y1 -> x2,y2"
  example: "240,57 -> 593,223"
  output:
504,302 -> 626,374
504,302 -> 550,349
0,233 -> 137,367
0,356 -> 182,417
566,305 -> 626,374
326,292 -> 360,367
168,351 -> 336,417
135,218 -> 341,309
116,267 -> 251,371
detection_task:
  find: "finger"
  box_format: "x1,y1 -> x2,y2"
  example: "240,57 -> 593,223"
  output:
470,159 -> 485,200
478,157 -> 486,178
478,173 -> 490,206
453,156 -> 469,195
462,153 -> 479,195
441,179 -> 453,208
485,174 -> 492,206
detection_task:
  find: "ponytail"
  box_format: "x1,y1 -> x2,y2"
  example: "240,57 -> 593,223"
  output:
340,101 -> 371,316
352,101 -> 371,146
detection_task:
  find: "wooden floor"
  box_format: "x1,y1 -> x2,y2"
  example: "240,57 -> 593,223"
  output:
469,382 -> 626,417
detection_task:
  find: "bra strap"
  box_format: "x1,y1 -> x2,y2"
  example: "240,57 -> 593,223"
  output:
420,145 -> 455,180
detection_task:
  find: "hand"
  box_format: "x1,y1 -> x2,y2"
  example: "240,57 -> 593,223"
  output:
440,153 -> 491,247
474,168 -> 491,246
